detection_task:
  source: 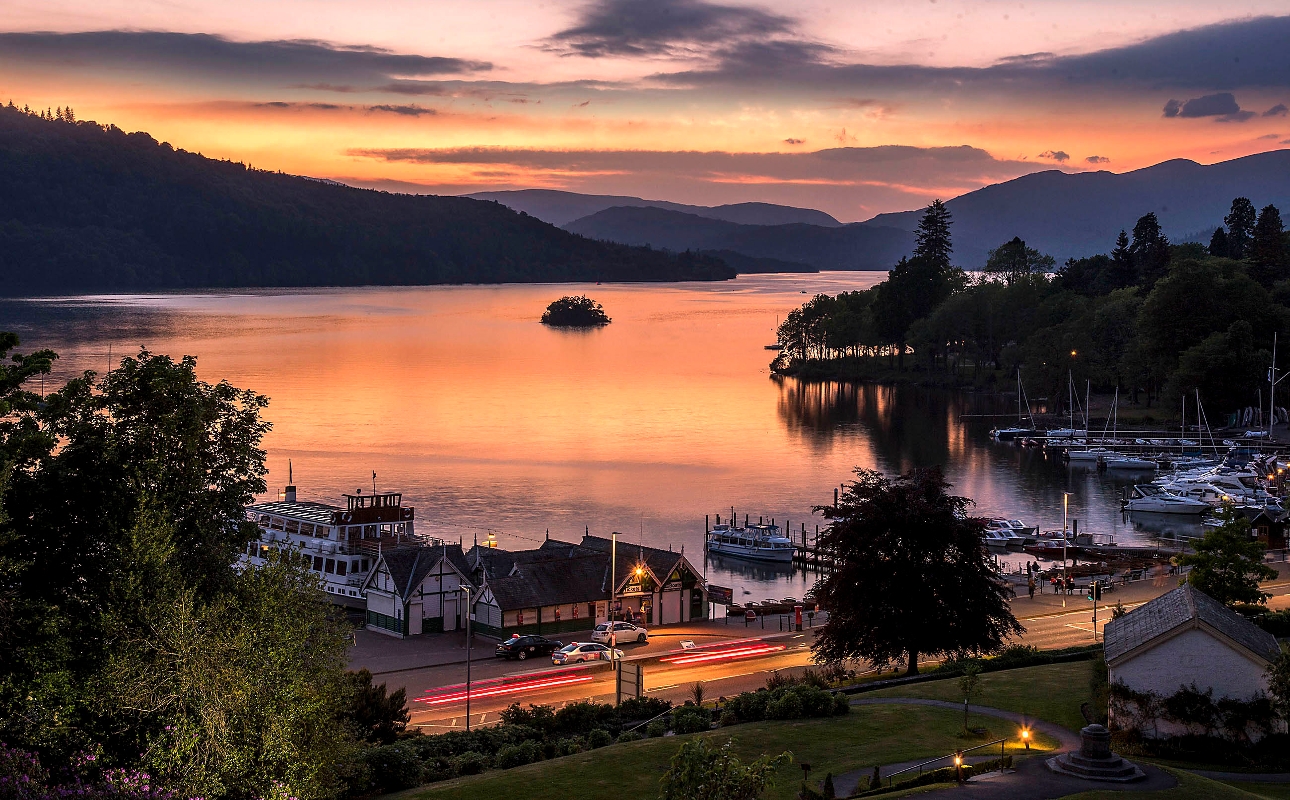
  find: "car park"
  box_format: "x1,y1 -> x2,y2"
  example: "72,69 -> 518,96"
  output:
495,634 -> 563,661
551,642 -> 623,664
591,621 -> 649,644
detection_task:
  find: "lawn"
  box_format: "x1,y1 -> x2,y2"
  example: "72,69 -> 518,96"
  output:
864,660 -> 1096,732
1219,783 -> 1290,800
392,704 -> 1058,800
1066,767 -> 1271,799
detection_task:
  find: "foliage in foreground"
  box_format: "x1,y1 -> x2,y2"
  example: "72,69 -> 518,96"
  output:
0,336 -> 357,799
659,738 -> 791,800
810,467 -> 1022,675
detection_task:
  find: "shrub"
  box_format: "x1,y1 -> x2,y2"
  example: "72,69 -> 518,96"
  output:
499,703 -> 557,733
587,728 -> 613,749
555,736 -> 586,755
361,742 -> 423,793
832,693 -> 851,715
720,710 -> 738,727
616,729 -> 645,743
494,740 -> 541,769
672,705 -> 713,734
452,751 -> 487,776
647,719 -> 669,738
618,695 -> 673,722
554,701 -> 618,735
727,690 -> 770,722
766,690 -> 804,720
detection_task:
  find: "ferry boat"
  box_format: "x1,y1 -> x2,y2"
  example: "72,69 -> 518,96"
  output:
707,522 -> 795,563
240,471 -> 429,608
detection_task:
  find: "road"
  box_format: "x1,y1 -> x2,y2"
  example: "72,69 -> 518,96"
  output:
393,572 -> 1290,731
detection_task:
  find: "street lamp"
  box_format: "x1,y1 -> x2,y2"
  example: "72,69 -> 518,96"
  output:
1062,492 -> 1071,608
461,583 -> 473,730
1021,728 -> 1031,750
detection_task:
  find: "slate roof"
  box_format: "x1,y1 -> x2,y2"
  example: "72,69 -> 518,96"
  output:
1103,584 -> 1280,665
380,543 -> 475,599
578,534 -> 693,588
485,553 -> 610,611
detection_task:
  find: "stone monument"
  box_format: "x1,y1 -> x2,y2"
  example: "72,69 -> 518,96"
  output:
1046,724 -> 1145,782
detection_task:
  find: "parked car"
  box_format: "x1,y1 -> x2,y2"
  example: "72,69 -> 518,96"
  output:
552,642 -> 623,664
495,634 -> 563,661
591,621 -> 649,644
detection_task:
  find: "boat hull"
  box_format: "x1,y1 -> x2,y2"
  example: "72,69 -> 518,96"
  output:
707,542 -> 795,563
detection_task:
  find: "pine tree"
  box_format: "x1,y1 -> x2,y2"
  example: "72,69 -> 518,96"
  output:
1252,205 -> 1284,267
1225,197 -> 1258,260
1208,227 -> 1229,258
1129,213 -> 1170,286
913,199 -> 953,270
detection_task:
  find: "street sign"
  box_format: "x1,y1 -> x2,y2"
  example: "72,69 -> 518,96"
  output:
708,584 -> 734,605
617,662 -> 644,704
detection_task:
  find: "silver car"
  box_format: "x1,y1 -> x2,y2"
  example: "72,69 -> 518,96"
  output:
551,642 -> 623,664
591,621 -> 649,644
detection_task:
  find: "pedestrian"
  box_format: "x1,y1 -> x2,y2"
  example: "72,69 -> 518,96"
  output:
1027,576 -> 1036,599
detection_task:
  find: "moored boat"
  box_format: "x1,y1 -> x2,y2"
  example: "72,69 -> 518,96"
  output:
707,522 -> 795,563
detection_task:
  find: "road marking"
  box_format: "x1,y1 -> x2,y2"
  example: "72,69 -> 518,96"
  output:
650,684 -> 679,692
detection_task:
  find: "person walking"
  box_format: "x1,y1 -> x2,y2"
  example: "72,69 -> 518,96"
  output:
1027,576 -> 1036,599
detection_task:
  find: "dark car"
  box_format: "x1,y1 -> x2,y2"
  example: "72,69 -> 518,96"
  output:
495,634 -> 563,661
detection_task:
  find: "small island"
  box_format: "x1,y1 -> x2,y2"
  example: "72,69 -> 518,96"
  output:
540,295 -> 612,327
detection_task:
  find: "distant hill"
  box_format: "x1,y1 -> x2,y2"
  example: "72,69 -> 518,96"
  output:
0,109 -> 733,296
466,189 -> 842,228
696,249 -> 816,274
563,205 -> 912,271
863,151 -> 1290,266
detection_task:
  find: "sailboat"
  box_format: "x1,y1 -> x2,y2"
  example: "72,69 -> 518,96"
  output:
991,370 -> 1043,440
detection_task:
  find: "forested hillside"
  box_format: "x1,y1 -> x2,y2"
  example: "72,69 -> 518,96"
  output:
0,106 -> 733,295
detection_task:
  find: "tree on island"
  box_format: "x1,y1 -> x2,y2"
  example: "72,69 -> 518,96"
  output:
811,467 -> 1022,676
541,295 -> 612,327
1177,506 -> 1277,607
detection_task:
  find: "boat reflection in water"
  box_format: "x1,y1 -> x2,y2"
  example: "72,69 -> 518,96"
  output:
1127,511 -> 1208,543
705,551 -> 796,582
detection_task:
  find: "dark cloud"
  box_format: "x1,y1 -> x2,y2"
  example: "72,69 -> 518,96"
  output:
1086,155 -> 1111,164
783,138 -> 804,145
368,104 -> 436,116
651,15 -> 1290,95
1266,103 -> 1289,117
1163,92 -> 1255,122
1038,150 -> 1070,162
545,0 -> 796,58
1257,133 -> 1281,140
254,101 -> 347,110
573,100 -> 591,107
0,31 -> 490,86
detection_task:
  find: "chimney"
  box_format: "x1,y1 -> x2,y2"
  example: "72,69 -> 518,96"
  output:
284,459 -> 297,503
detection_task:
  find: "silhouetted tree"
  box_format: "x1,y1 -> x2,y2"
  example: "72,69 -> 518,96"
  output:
1208,227 -> 1230,258
1225,197 -> 1258,260
1129,212 -> 1170,287
983,236 -> 1055,284
913,199 -> 953,270
341,667 -> 409,745
1250,204 -> 1285,286
811,468 -> 1022,676
1179,507 -> 1277,606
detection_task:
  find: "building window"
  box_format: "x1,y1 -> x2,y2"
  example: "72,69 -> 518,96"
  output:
313,556 -> 324,571
336,560 -> 347,577
300,523 -> 314,536
325,559 -> 335,574
285,520 -> 300,534
362,559 -> 370,572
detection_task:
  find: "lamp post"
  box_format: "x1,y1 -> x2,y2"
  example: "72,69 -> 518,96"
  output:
1062,492 -> 1071,608
461,583 -> 473,730
610,531 -> 617,669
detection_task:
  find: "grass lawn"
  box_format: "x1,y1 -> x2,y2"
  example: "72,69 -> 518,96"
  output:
864,660 -> 1095,732
1065,767 -> 1269,799
393,704 -> 1058,800
1219,783 -> 1290,799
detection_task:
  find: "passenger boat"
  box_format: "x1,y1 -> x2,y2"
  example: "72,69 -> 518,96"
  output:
706,522 -> 795,563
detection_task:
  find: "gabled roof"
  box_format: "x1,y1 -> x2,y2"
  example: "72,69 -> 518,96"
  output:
376,543 -> 474,600
1104,585 -> 1280,665
578,534 -> 694,590
484,553 -> 610,611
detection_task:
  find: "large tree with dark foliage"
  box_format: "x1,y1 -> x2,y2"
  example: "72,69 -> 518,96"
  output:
1178,508 -> 1277,607
1225,197 -> 1258,260
1129,212 -> 1171,287
1250,204 -> 1285,286
811,468 -> 1022,676
0,105 -> 733,295
0,334 -> 354,800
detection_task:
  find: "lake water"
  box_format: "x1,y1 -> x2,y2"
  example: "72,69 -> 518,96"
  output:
1,273 -> 1198,597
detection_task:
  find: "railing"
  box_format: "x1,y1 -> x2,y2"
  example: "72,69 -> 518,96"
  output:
880,738 -> 1007,788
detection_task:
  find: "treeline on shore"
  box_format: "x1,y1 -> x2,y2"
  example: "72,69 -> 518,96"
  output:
772,197 -> 1290,417
0,104 -> 733,295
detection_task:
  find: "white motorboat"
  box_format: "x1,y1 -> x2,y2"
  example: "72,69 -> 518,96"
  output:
1105,455 -> 1157,470
1125,485 -> 1210,514
1067,447 -> 1115,463
981,518 -> 1035,548
707,522 -> 795,563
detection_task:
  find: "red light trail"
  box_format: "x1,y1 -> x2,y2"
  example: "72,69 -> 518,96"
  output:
415,671 -> 595,706
659,643 -> 786,666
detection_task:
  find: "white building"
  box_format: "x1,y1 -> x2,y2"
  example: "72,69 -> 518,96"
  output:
363,543 -> 474,637
241,482 -> 423,608
1104,585 -> 1282,739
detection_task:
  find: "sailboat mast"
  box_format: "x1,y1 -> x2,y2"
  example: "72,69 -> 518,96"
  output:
1271,332 -> 1278,440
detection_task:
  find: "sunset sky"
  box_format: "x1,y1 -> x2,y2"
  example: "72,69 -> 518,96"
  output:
3,0 -> 1289,220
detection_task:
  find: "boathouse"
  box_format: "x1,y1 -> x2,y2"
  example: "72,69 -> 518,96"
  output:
362,543 -> 475,638
465,534 -> 708,639
1104,585 -> 1281,739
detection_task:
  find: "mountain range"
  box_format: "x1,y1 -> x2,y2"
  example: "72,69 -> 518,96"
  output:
475,151 -> 1290,270
0,109 -> 731,296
